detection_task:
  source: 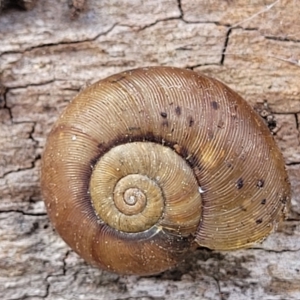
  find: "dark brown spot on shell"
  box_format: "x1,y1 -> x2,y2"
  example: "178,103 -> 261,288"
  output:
217,120 -> 225,129
240,205 -> 247,212
225,161 -> 233,169
188,116 -> 194,127
211,101 -> 219,110
175,106 -> 181,116
261,199 -> 266,205
236,178 -> 244,189
160,112 -> 167,118
256,219 -> 263,224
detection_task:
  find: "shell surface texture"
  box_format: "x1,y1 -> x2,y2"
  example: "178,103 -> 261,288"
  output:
41,66 -> 290,275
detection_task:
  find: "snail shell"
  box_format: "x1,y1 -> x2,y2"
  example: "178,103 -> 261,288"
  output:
41,66 -> 290,275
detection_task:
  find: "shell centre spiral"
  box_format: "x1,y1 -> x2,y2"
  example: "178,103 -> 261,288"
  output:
89,142 -> 202,234
113,173 -> 161,217
124,188 -> 143,205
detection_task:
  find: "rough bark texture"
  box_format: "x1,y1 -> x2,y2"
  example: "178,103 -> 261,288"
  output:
0,0 -> 300,299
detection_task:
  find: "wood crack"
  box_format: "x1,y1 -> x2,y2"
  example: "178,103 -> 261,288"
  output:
0,23 -> 118,58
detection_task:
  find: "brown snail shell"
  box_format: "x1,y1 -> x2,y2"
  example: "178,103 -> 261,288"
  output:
41,66 -> 291,275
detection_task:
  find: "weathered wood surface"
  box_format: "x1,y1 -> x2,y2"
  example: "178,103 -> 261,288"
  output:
0,0 -> 300,299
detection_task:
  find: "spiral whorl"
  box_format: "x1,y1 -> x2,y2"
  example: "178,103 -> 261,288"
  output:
90,142 -> 202,234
